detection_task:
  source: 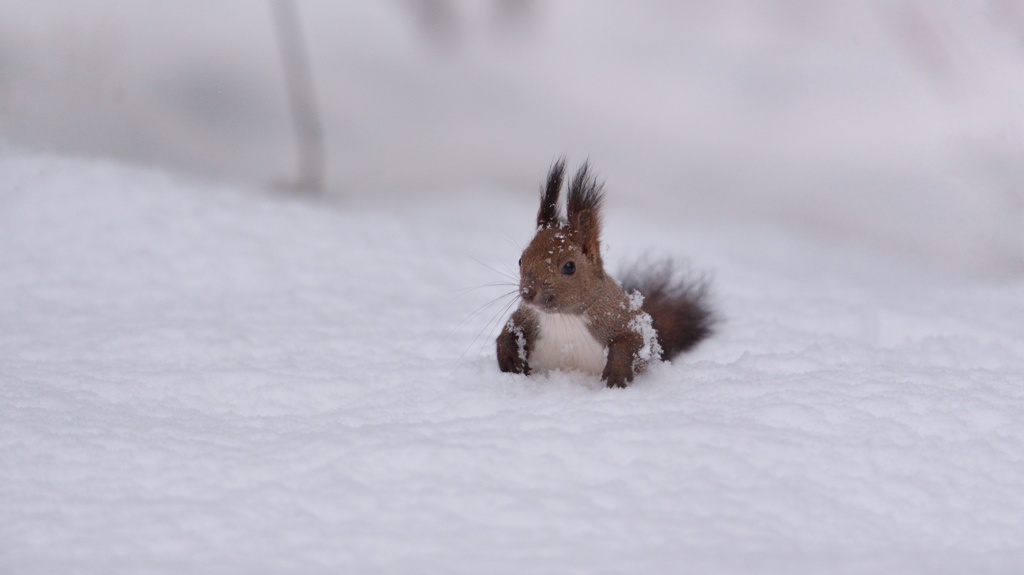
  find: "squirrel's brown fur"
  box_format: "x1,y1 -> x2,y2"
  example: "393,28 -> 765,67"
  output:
496,160 -> 713,388
620,260 -> 713,359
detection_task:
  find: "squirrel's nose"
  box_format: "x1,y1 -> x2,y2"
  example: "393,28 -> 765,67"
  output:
520,280 -> 536,302
520,284 -> 535,302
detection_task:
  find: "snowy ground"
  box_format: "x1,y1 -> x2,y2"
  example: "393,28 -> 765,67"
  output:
2,155 -> 1023,573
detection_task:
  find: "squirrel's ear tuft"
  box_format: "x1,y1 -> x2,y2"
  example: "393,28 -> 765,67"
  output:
567,162 -> 605,264
537,158 -> 565,229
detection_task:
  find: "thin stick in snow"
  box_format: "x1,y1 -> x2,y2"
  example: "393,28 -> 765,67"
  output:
271,0 -> 325,193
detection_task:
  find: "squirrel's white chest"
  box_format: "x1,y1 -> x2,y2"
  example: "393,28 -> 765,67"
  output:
529,311 -> 606,375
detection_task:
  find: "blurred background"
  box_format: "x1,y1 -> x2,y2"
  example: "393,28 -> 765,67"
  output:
1,1 -> 1022,275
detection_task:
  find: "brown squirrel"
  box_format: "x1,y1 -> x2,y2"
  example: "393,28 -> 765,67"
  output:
496,160 -> 713,388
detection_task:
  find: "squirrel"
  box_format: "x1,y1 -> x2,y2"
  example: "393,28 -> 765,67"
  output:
496,160 -> 714,388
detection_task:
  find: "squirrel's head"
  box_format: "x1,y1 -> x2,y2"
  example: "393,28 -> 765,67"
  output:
517,160 -> 606,314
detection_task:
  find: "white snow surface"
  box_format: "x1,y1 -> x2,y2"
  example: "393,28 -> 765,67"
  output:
2,155 -> 1024,574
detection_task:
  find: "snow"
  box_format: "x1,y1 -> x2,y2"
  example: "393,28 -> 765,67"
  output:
2,154 -> 1023,574
625,290 -> 662,370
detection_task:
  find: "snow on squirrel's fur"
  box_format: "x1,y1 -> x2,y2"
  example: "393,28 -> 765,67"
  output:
625,290 -> 662,371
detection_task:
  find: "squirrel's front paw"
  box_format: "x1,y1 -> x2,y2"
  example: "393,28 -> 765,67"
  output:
602,358 -> 634,387
603,369 -> 632,389
496,330 -> 528,374
602,338 -> 639,388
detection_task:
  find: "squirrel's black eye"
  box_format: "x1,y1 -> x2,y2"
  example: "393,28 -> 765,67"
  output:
562,261 -> 576,275
518,257 -> 522,267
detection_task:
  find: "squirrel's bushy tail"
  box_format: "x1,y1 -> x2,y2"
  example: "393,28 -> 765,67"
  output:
620,260 -> 714,361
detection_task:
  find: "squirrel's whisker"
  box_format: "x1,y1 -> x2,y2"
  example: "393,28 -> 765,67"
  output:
468,256 -> 519,283
453,282 -> 518,296
480,295 -> 522,353
452,289 -> 518,334
453,294 -> 520,369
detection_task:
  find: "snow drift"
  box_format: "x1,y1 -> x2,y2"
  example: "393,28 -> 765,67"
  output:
1,155 -> 1022,573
